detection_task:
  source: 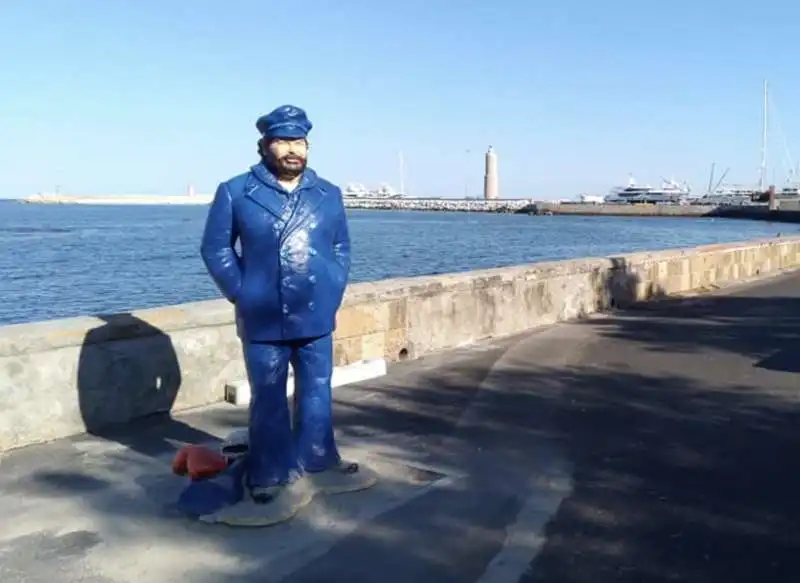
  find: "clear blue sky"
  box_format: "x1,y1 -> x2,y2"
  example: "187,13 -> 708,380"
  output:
2,1 -> 799,199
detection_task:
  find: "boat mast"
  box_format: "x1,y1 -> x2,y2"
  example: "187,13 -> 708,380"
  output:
398,151 -> 406,195
759,79 -> 768,191
707,162 -> 716,195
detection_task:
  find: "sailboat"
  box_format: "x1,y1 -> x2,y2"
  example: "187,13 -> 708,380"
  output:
704,79 -> 800,204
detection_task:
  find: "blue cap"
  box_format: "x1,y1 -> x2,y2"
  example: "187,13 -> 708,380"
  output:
255,105 -> 313,139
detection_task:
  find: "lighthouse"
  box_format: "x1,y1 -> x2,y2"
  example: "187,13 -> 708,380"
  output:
483,145 -> 499,200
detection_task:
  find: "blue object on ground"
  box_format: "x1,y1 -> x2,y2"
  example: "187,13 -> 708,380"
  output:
176,458 -> 247,517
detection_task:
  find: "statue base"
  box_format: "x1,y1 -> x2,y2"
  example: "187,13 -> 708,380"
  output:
173,429 -> 378,527
307,461 -> 379,494
200,477 -> 315,527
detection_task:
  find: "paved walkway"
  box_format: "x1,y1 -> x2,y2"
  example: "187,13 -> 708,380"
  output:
1,271 -> 799,582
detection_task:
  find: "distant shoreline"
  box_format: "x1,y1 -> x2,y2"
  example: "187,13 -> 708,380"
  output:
15,193 -> 800,223
18,193 -> 214,206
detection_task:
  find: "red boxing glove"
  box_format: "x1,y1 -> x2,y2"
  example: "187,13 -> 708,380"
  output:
172,445 -> 228,480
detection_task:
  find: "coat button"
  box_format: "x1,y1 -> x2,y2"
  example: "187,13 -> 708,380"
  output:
282,304 -> 289,314
308,275 -> 316,284
309,248 -> 317,256
282,276 -> 291,286
308,301 -> 315,311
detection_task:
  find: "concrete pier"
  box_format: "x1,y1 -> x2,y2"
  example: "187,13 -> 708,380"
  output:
529,201 -> 800,221
528,202 -> 717,216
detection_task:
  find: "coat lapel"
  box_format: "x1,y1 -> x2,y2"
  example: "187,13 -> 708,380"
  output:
245,164 -> 287,219
281,169 -> 327,239
294,170 -> 326,216
245,164 -> 329,236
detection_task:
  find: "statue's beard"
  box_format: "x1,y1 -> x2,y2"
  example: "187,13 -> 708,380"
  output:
264,152 -> 306,181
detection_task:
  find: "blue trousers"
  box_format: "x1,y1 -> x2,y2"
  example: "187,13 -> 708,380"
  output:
243,333 -> 341,489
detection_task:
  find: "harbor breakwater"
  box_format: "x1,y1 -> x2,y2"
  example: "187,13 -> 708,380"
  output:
15,193 -> 711,216
18,193 -> 800,222
347,199 -> 800,223
530,202 -> 714,216
19,193 -> 535,212
531,201 -> 800,222
344,198 -> 533,213
1,235 -> 799,451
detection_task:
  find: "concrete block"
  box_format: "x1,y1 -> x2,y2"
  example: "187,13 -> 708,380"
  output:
334,336 -> 363,366
224,358 -> 387,407
334,303 -> 390,338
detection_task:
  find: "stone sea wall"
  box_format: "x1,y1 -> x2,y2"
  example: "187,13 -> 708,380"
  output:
1,236 -> 800,451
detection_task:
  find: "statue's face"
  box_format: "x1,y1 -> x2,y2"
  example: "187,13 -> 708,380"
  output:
263,137 -> 308,178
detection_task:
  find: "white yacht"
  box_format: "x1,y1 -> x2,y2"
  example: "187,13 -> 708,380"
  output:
579,193 -> 605,204
699,184 -> 800,206
698,185 -> 759,206
342,183 -> 370,199
778,184 -> 800,198
342,182 -> 404,199
604,175 -> 692,204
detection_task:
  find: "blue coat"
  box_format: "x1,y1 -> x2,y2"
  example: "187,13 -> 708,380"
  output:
201,163 -> 351,342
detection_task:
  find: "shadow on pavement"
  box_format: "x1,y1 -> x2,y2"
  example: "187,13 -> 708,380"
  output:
590,285 -> 800,374
331,349 -> 800,582
512,365 -> 800,583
